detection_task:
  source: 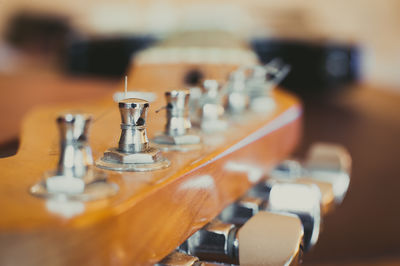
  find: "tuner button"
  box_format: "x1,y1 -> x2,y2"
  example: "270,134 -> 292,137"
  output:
305,143 -> 351,204
184,213 -> 303,265
269,142 -> 352,208
267,183 -> 321,251
247,181 -> 322,251
238,212 -> 303,266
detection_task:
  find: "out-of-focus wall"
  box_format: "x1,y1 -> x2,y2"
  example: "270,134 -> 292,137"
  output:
1,0 -> 400,88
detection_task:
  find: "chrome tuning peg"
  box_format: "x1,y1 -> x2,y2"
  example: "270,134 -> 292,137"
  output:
56,113 -> 93,179
246,59 -> 290,113
196,79 -> 228,132
153,90 -> 201,151
30,113 -> 118,201
96,98 -> 170,171
181,212 -> 303,265
223,182 -> 321,251
270,142 -> 351,206
225,69 -> 249,114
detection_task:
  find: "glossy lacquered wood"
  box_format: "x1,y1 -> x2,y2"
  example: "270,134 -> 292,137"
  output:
0,62 -> 302,265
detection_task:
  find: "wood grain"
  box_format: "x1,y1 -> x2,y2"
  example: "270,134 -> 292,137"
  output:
0,61 -> 302,265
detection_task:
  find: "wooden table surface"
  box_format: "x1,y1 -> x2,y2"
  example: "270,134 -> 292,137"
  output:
0,72 -> 399,264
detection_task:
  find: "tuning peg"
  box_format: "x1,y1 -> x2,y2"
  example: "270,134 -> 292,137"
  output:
182,212 -> 303,265
56,113 -> 93,179
153,90 -> 201,151
223,182 -> 321,251
97,98 -> 170,171
118,98 -> 150,153
251,148 -> 350,249
304,143 -> 351,203
270,143 -> 351,207
30,113 -> 118,201
219,196 -> 266,225
225,69 -> 249,114
246,60 -> 290,113
196,80 -> 228,132
266,183 -> 321,251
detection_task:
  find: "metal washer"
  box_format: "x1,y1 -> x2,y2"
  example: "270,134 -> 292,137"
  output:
30,172 -> 119,202
153,142 -> 202,152
96,157 -> 171,172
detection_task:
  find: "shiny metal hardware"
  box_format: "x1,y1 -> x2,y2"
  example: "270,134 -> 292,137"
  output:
271,143 -> 351,204
247,181 -> 321,251
247,59 -> 290,98
197,80 -> 228,132
97,98 -> 170,171
188,86 -> 203,122
219,196 -> 265,225
246,65 -> 270,98
165,89 -> 192,135
30,113 -> 118,201
225,70 -> 249,114
305,143 -> 351,203
156,251 -> 202,266
118,98 -> 150,153
56,113 -> 93,179
182,214 -> 302,265
267,183 -> 321,251
153,90 -> 201,151
221,183 -> 320,251
306,143 -> 351,173
246,59 -> 290,113
182,220 -> 239,264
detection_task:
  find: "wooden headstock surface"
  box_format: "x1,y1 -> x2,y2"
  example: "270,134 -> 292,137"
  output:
0,48 -> 302,265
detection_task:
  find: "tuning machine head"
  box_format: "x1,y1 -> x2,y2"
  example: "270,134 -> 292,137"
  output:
195,79 -> 228,132
225,69 -> 249,114
97,98 -> 170,171
56,113 -> 93,178
182,212 -> 303,265
226,181 -> 321,251
30,113 -> 118,201
246,59 -> 290,113
153,90 -> 201,151
270,143 -> 351,209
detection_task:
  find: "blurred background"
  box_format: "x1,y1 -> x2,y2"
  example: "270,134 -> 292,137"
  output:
0,0 -> 399,265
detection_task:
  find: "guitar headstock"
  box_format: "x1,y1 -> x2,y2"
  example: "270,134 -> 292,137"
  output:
0,33 -> 350,266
